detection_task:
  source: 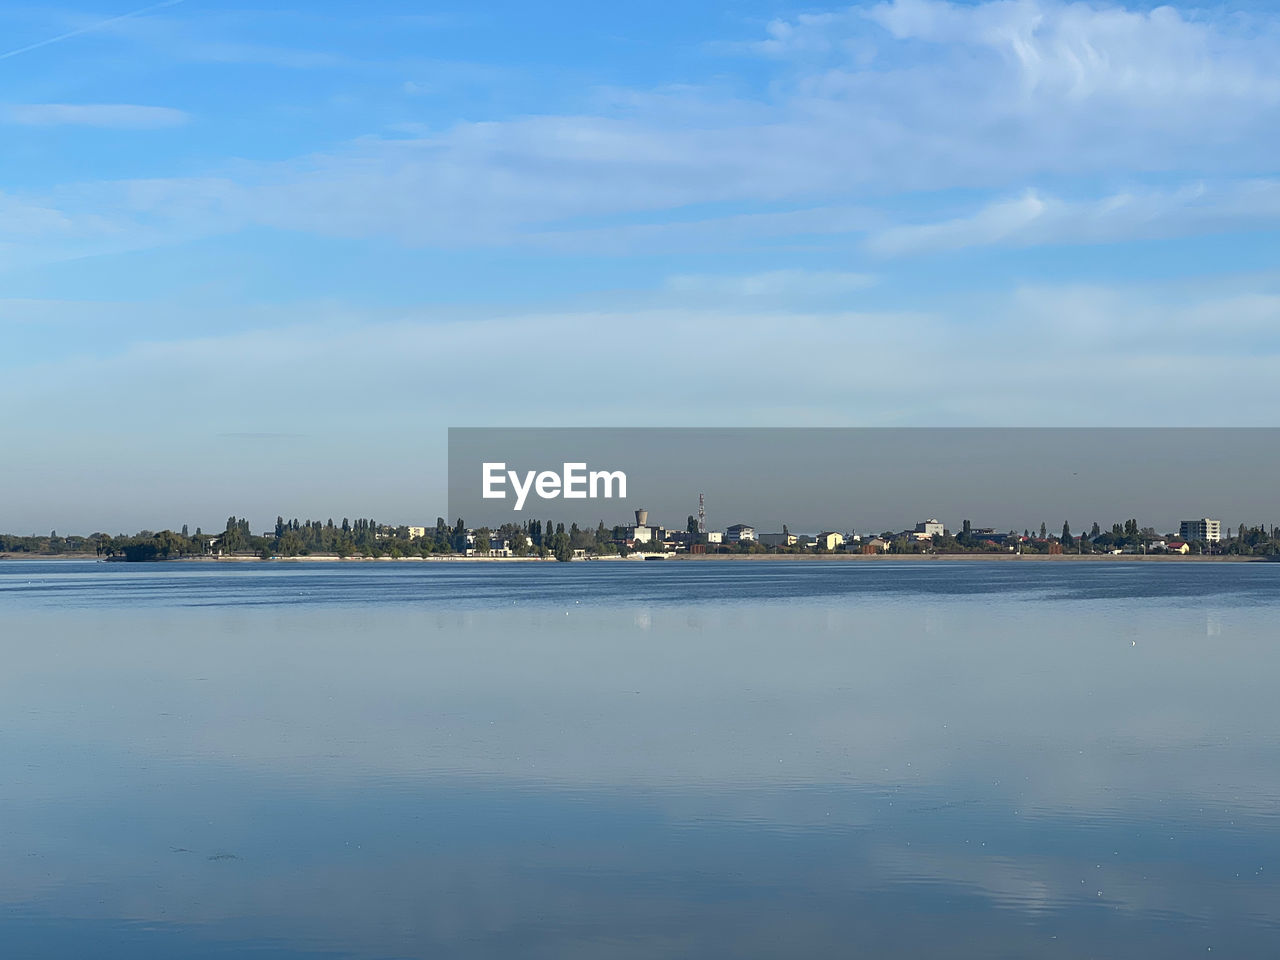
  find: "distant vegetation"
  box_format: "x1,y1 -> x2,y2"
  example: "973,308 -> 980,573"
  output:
0,516 -> 604,562
4,517 -> 1280,560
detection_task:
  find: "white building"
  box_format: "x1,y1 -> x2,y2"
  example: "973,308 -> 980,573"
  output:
914,518 -> 945,537
466,536 -> 513,557
725,524 -> 756,543
619,508 -> 656,544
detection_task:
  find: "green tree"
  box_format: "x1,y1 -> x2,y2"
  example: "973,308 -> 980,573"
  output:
278,529 -> 303,556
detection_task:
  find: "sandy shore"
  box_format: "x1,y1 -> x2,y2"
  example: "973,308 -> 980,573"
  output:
669,552 -> 1259,562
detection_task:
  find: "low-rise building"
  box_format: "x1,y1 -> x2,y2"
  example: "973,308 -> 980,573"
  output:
467,536 -> 513,558
621,524 -> 654,543
914,518 -> 945,537
725,524 -> 756,543
407,526 -> 427,540
970,528 -> 1010,544
616,509 -> 658,544
1167,540 -> 1190,554
815,531 -> 844,551
758,532 -> 798,548
863,537 -> 890,553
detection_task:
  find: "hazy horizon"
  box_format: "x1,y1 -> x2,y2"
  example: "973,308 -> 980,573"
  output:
13,425 -> 1280,543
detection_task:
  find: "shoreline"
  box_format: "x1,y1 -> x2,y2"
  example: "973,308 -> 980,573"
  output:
2,552 -> 1266,563
669,552 -> 1259,562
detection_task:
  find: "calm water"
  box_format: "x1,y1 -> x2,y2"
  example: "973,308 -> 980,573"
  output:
2,559 -> 1278,958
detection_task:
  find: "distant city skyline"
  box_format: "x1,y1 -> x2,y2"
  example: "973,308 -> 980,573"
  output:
4,1 -> 1280,530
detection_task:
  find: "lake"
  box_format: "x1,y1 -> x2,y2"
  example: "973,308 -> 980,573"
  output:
1,559 -> 1278,957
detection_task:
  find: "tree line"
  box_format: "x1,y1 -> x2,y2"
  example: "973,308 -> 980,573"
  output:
5,515 -> 1280,560
2,515 -> 621,562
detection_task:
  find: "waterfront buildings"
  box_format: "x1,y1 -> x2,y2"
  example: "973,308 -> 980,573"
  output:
1179,518 -> 1222,543
615,508 -> 667,545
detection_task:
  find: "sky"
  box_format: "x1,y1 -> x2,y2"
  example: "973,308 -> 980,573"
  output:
3,0 -> 1280,533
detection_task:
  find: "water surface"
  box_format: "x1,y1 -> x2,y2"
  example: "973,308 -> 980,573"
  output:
1,560 -> 1277,957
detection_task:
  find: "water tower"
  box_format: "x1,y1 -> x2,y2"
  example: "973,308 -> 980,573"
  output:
635,508 -> 648,526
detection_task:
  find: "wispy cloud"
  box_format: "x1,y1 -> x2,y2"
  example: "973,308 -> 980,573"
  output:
0,0 -> 185,62
5,271 -> 1280,528
867,181 -> 1280,256
664,269 -> 876,300
1,103 -> 189,129
6,0 -> 1280,259
11,275 -> 1280,424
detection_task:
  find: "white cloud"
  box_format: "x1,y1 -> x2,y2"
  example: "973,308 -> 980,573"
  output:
528,205 -> 876,256
867,181 -> 1280,256
863,0 -> 1280,106
6,0 -> 1280,259
0,192 -> 81,236
1,103 -> 189,128
868,191 -> 1050,256
8,275 -> 1280,428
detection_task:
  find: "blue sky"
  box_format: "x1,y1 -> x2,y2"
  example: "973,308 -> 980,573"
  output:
3,0 -> 1280,531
